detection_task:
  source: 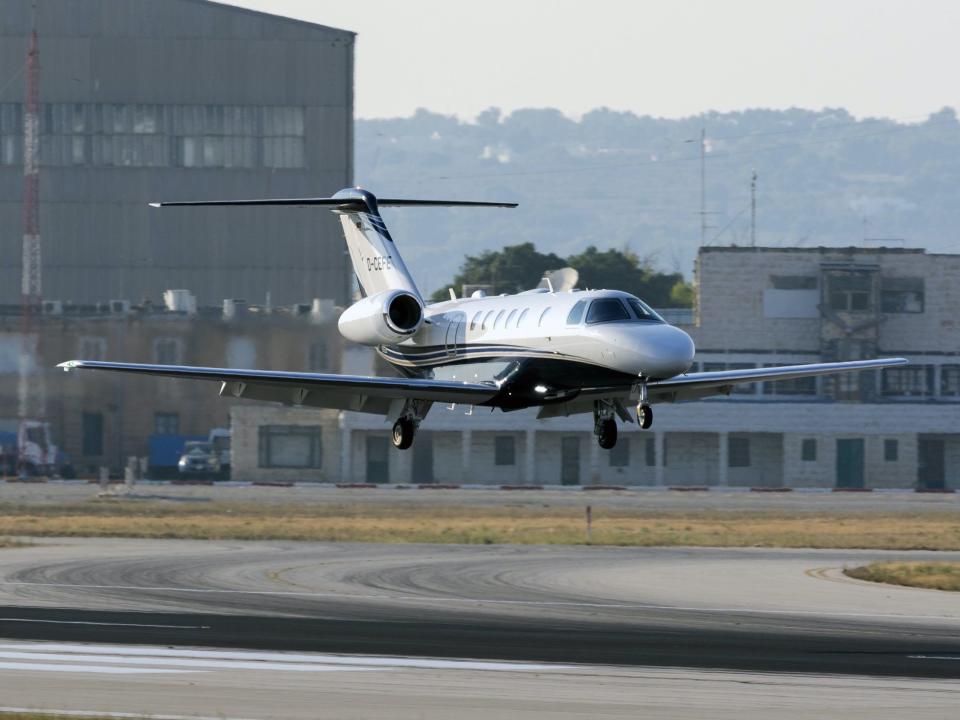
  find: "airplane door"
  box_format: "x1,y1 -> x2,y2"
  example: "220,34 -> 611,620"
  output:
444,318 -> 462,358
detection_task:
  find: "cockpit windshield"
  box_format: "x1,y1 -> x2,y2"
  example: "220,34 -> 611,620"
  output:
585,297 -> 665,325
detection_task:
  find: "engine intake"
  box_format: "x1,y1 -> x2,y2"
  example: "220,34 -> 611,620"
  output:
338,289 -> 424,345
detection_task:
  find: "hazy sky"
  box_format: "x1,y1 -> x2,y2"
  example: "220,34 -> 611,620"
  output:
227,0 -> 959,121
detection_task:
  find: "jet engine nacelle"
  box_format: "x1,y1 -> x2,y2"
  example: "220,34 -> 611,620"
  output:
338,289 -> 424,345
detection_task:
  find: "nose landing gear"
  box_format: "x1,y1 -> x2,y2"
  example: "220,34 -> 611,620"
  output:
636,403 -> 653,430
635,379 -> 653,430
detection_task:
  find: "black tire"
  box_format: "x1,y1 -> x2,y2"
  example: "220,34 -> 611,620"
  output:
392,418 -> 415,450
598,418 -> 617,449
638,404 -> 653,430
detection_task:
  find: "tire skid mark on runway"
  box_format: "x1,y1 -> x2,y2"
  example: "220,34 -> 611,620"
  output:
3,578 -> 959,624
0,642 -> 574,672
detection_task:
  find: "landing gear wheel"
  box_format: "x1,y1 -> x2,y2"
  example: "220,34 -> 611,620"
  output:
597,418 -> 618,449
391,418 -> 416,450
637,404 -> 653,430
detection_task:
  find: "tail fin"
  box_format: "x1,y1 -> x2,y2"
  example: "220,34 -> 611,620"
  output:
150,187 -> 516,299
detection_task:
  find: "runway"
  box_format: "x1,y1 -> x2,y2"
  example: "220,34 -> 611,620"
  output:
1,539 -> 959,718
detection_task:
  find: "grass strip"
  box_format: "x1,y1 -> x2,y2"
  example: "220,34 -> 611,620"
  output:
0,500 -> 959,549
844,561 -> 960,591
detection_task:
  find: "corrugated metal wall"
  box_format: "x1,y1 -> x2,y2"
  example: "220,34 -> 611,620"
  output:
0,0 -> 354,306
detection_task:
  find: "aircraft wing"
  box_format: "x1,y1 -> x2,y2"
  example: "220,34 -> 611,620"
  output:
57,360 -> 500,414
537,357 -> 907,419
646,357 -> 907,402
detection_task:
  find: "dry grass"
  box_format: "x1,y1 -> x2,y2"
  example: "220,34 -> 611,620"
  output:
0,500 -> 958,549
844,561 -> 960,591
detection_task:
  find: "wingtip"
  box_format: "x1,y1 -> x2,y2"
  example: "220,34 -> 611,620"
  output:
57,360 -> 82,370
148,202 -> 161,208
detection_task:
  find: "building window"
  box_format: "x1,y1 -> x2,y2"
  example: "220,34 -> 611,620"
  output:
153,337 -> 184,365
82,412 -> 104,456
77,336 -> 106,361
728,437 -> 750,467
258,426 -> 322,469
609,439 -> 630,467
801,438 -> 817,461
940,365 -> 960,396
827,273 -> 872,312
308,341 -> 327,372
771,275 -> 817,290
881,278 -> 924,313
884,439 -> 899,462
882,366 -> 934,397
154,412 -> 180,436
645,437 -> 656,467
494,436 -> 515,466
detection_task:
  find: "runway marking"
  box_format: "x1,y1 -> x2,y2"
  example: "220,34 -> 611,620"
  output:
4,579 -> 959,623
0,642 -> 573,672
0,708 -> 262,720
0,616 -> 210,629
909,655 -> 960,661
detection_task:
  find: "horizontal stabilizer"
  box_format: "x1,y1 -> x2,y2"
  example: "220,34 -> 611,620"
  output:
150,197 -> 517,209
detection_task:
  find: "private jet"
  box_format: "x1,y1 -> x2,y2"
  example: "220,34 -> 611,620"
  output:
59,187 -> 906,450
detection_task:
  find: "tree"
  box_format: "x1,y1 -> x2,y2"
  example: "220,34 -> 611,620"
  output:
430,243 -> 693,307
430,243 -> 565,301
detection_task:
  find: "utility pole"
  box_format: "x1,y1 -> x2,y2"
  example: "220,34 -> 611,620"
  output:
699,126 -> 707,246
19,8 -> 45,476
688,120 -> 717,246
750,171 -> 757,247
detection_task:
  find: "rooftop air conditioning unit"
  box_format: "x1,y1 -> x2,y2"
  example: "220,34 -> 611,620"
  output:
163,289 -> 197,315
109,299 -> 131,315
42,300 -> 63,316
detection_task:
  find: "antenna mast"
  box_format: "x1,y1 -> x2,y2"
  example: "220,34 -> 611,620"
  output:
750,171 -> 757,247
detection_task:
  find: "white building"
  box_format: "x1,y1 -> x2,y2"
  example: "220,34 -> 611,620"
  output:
235,246 -> 960,490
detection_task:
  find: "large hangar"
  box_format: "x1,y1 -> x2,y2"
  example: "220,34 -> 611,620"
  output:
0,0 -> 354,307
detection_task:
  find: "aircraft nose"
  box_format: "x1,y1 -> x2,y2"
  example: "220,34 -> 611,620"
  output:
629,324 -> 695,378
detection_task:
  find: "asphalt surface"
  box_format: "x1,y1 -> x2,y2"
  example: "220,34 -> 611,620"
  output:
0,540 -> 958,679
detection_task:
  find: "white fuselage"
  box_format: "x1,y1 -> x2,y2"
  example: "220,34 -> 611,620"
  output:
377,288 -> 696,385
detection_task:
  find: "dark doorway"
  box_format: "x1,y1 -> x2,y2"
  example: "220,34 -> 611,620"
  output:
561,436 -> 580,485
81,412 -> 104,456
918,438 -> 945,490
835,438 -> 865,488
412,430 -> 434,483
366,436 -> 390,484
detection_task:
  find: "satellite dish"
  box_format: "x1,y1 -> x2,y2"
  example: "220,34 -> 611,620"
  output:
538,267 -> 579,292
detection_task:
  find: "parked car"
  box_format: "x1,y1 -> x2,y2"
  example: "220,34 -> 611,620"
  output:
177,441 -> 220,479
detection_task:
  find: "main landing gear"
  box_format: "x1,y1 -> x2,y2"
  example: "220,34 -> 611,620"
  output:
390,398 -> 430,450
593,400 -> 619,450
391,417 -> 416,450
635,379 -> 653,430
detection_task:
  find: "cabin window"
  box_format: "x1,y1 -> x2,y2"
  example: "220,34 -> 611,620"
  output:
538,307 -> 552,327
493,310 -> 506,329
566,300 -> 587,325
481,310 -> 495,330
586,299 -> 630,324
470,311 -> 482,331
505,309 -> 518,328
517,308 -> 530,327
